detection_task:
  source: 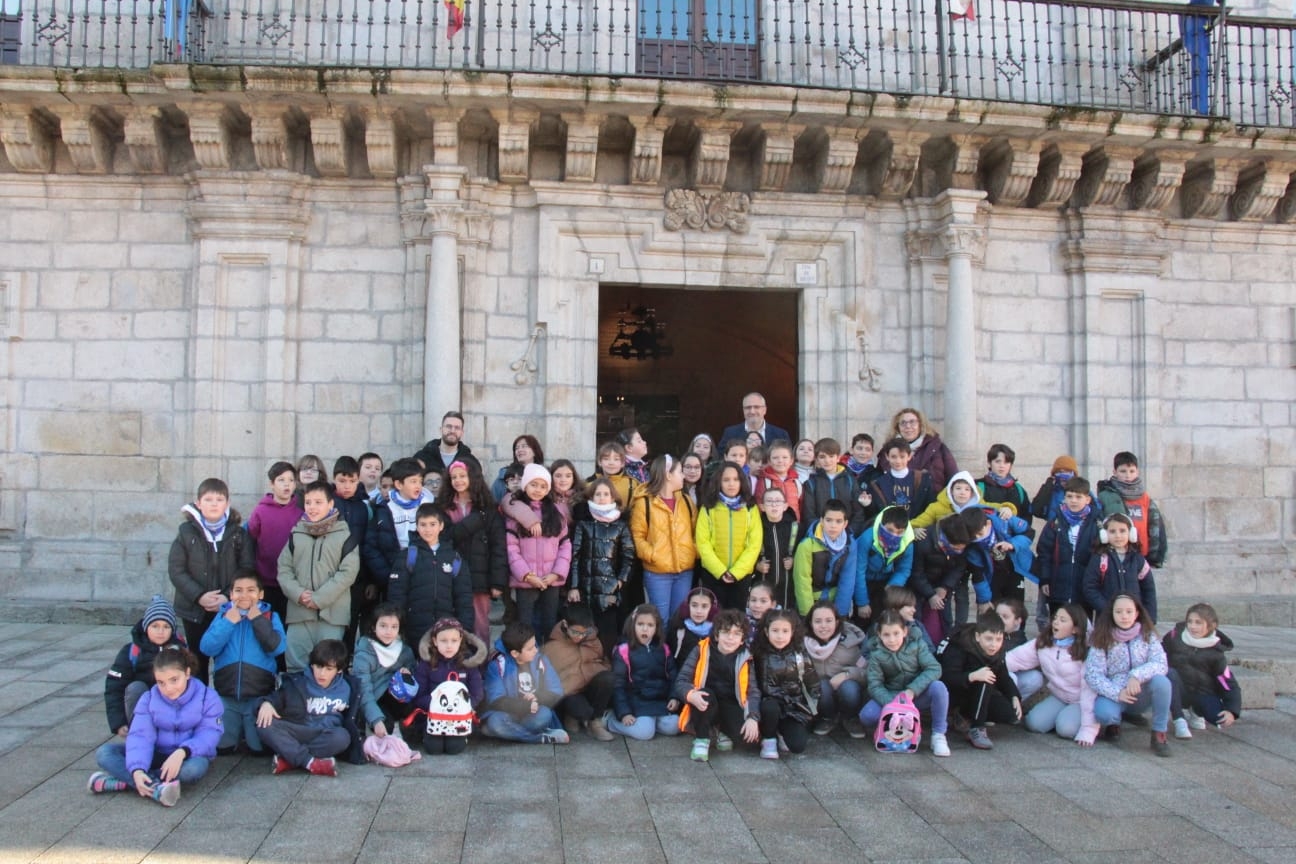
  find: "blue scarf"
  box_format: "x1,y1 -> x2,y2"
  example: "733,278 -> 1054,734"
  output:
877,525 -> 904,559
845,456 -> 871,477
718,491 -> 745,511
198,508 -> 229,537
984,472 -> 1017,488
1055,636 -> 1076,648
683,618 -> 713,638
937,532 -> 962,558
389,489 -> 421,510
1059,504 -> 1090,528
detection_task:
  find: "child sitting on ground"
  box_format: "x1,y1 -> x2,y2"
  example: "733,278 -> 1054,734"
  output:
1085,594 -> 1173,755
607,603 -> 681,741
199,572 -> 285,755
104,595 -> 187,738
862,610 -> 950,756
675,609 -> 762,761
481,621 -> 568,745
1006,602 -> 1098,746
406,617 -> 488,754
257,639 -> 364,775
752,609 -> 820,758
351,602 -> 417,742
939,612 -> 1022,751
90,647 -> 222,807
995,597 -> 1029,651
882,584 -> 934,650
1163,602 -> 1241,736
804,600 -> 868,738
544,606 -> 617,741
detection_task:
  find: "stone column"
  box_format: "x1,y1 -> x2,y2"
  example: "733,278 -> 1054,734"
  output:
422,166 -> 468,440
934,190 -> 987,463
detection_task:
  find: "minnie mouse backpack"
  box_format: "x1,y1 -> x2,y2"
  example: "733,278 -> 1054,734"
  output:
874,691 -> 922,753
424,672 -> 476,736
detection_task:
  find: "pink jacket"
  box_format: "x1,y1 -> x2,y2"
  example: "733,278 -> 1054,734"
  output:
505,506 -> 572,589
1007,639 -> 1099,743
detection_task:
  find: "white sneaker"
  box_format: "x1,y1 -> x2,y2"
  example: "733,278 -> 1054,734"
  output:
1173,717 -> 1193,740
930,732 -> 950,757
760,738 -> 779,760
1186,709 -> 1207,731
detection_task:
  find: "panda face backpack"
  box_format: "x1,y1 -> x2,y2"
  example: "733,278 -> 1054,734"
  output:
874,691 -> 922,753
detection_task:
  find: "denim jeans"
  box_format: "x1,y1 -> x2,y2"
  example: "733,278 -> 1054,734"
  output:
219,696 -> 265,751
643,570 -> 693,619
860,680 -> 949,735
95,741 -> 211,786
481,705 -> 561,743
1024,695 -> 1083,738
1093,674 -> 1171,733
606,712 -> 680,740
818,678 -> 865,721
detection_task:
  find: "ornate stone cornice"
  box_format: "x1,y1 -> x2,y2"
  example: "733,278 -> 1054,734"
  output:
757,126 -> 800,192
1127,151 -> 1191,213
1180,159 -> 1240,220
691,120 -> 740,190
1027,141 -> 1087,209
562,116 -> 599,183
982,138 -> 1042,207
184,171 -> 312,241
663,188 -> 750,233
309,109 -> 349,178
187,104 -> 234,171
877,131 -> 926,200
123,107 -> 166,174
247,105 -> 290,171
1071,145 -> 1139,208
820,129 -> 861,194
949,133 -> 988,191
495,111 -> 536,185
1228,161 -> 1293,222
363,108 -> 399,178
50,105 -> 118,174
0,107 -> 56,173
630,117 -> 667,186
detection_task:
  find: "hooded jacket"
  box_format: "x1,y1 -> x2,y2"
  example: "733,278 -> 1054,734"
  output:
912,470 -> 983,528
853,507 -> 916,606
482,636 -> 564,717
199,601 -> 285,701
695,500 -> 763,582
1162,623 -> 1241,717
247,495 -> 304,588
168,506 -> 255,622
259,670 -> 365,764
104,622 -> 187,733
277,515 -> 360,626
803,620 -> 868,684
906,433 -> 959,490
126,678 -> 224,773
792,519 -> 858,617
544,622 -> 612,695
865,628 -> 942,705
411,628 -> 488,716
389,534 -> 474,642
505,504 -> 572,589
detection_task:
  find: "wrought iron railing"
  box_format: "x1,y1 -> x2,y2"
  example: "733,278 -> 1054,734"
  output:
2,0 -> 1294,127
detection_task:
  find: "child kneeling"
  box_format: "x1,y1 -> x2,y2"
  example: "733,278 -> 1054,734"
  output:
753,609 -> 820,759
608,603 -> 681,740
863,610 -> 950,756
90,647 -> 222,807
675,609 -> 762,762
257,639 -> 364,776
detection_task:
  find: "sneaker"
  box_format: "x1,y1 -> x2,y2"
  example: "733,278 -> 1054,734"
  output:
760,738 -> 779,760
306,757 -> 337,777
948,711 -> 971,735
843,716 -> 869,739
690,737 -> 711,762
967,727 -> 994,750
714,732 -> 734,752
1151,731 -> 1170,757
812,715 -> 837,736
87,771 -> 130,793
151,780 -> 181,807
540,728 -> 571,745
777,735 -> 790,754
1186,709 -> 1207,731
1103,724 -> 1122,742
1173,717 -> 1193,740
271,755 -> 293,775
587,717 -> 615,742
930,732 -> 951,757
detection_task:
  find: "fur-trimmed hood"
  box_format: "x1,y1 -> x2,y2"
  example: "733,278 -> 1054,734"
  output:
418,627 -> 488,668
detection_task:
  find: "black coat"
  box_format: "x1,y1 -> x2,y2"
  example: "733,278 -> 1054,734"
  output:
168,509 -> 255,622
411,439 -> 483,475
570,518 -> 635,611
758,512 -> 797,610
907,531 -> 972,602
388,535 -> 474,642
611,641 -> 677,718
1163,624 -> 1243,717
448,506 -> 508,594
757,647 -> 820,723
938,625 -> 1020,702
104,622 -> 186,733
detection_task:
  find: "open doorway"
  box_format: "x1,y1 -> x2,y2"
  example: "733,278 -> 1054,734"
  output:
597,285 -> 799,456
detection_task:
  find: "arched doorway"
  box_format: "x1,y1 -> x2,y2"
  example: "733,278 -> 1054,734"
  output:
596,284 -> 798,456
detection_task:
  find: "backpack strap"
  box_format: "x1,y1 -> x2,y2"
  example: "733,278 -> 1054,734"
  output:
407,545 -> 418,573
616,644 -> 632,683
1098,553 -> 1108,585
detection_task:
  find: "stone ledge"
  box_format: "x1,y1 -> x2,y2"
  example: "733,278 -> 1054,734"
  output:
0,599 -> 140,625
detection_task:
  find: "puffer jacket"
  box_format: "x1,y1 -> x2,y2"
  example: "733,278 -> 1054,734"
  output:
866,629 -> 942,705
853,507 -> 916,606
1083,633 -> 1168,702
258,670 -> 365,764
104,622 -> 187,733
352,633 -> 417,728
673,638 -> 761,731
630,492 -> 698,574
757,646 -> 821,724
792,521 -> 858,617
1162,624 -> 1242,717
803,620 -> 867,684
389,534 -> 474,643
1007,638 -> 1097,737
199,601 -> 284,701
695,502 -> 764,582
168,506 -> 255,622
126,679 -> 224,772
276,516 -> 360,626
611,640 -> 676,718
411,627 -> 488,714
447,503 -> 508,594
569,516 -> 635,611
505,505 -> 572,589
544,623 -> 612,694
938,624 -> 1020,703
752,467 -> 801,519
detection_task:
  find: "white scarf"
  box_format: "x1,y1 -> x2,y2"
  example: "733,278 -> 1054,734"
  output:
1181,630 -> 1220,649
372,638 -> 405,670
803,633 -> 840,661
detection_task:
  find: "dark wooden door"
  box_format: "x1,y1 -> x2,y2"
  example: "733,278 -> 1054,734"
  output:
638,0 -> 759,80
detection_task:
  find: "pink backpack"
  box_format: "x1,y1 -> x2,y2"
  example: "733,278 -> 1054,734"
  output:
874,691 -> 922,753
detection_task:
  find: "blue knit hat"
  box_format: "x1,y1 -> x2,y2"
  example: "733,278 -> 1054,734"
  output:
142,594 -> 177,631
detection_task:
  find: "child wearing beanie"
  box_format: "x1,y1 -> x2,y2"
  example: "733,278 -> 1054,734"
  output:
104,595 -> 186,737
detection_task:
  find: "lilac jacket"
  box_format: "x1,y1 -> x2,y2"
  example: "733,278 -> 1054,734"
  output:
248,494 -> 304,587
126,679 -> 224,773
504,504 -> 572,589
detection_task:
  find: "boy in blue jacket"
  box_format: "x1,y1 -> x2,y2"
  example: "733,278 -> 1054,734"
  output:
481,621 -> 569,744
257,639 -> 363,776
852,506 -> 915,625
199,571 -> 286,755
1034,476 -> 1101,616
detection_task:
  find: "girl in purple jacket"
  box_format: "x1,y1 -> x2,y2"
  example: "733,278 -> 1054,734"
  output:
88,647 -> 222,807
505,464 -> 572,643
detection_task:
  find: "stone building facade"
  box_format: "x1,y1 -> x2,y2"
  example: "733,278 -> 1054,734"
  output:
0,60 -> 1292,612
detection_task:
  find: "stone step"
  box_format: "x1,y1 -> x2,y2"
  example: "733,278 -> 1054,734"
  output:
1156,596 -> 1296,628
1231,665 -> 1277,710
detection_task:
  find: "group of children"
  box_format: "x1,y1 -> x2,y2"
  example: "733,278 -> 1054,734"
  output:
93,422 -> 1241,806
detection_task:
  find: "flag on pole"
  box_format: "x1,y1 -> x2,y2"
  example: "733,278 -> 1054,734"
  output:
948,0 -> 975,20
445,0 -> 465,38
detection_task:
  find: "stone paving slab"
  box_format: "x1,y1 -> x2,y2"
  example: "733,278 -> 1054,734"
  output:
0,623 -> 1294,864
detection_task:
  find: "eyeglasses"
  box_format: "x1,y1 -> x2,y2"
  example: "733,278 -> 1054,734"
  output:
566,626 -> 596,639
742,404 -> 764,410
899,419 -> 920,427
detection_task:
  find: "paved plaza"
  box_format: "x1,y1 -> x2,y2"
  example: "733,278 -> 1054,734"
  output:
2,620 -> 1296,864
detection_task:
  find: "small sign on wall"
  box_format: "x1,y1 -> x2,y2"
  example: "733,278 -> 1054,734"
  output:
795,262 -> 818,285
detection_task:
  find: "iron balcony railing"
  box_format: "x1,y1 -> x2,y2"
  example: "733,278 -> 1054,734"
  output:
3,0 -> 1295,127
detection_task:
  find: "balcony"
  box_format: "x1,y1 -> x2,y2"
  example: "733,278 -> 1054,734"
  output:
1,0 -> 1294,128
